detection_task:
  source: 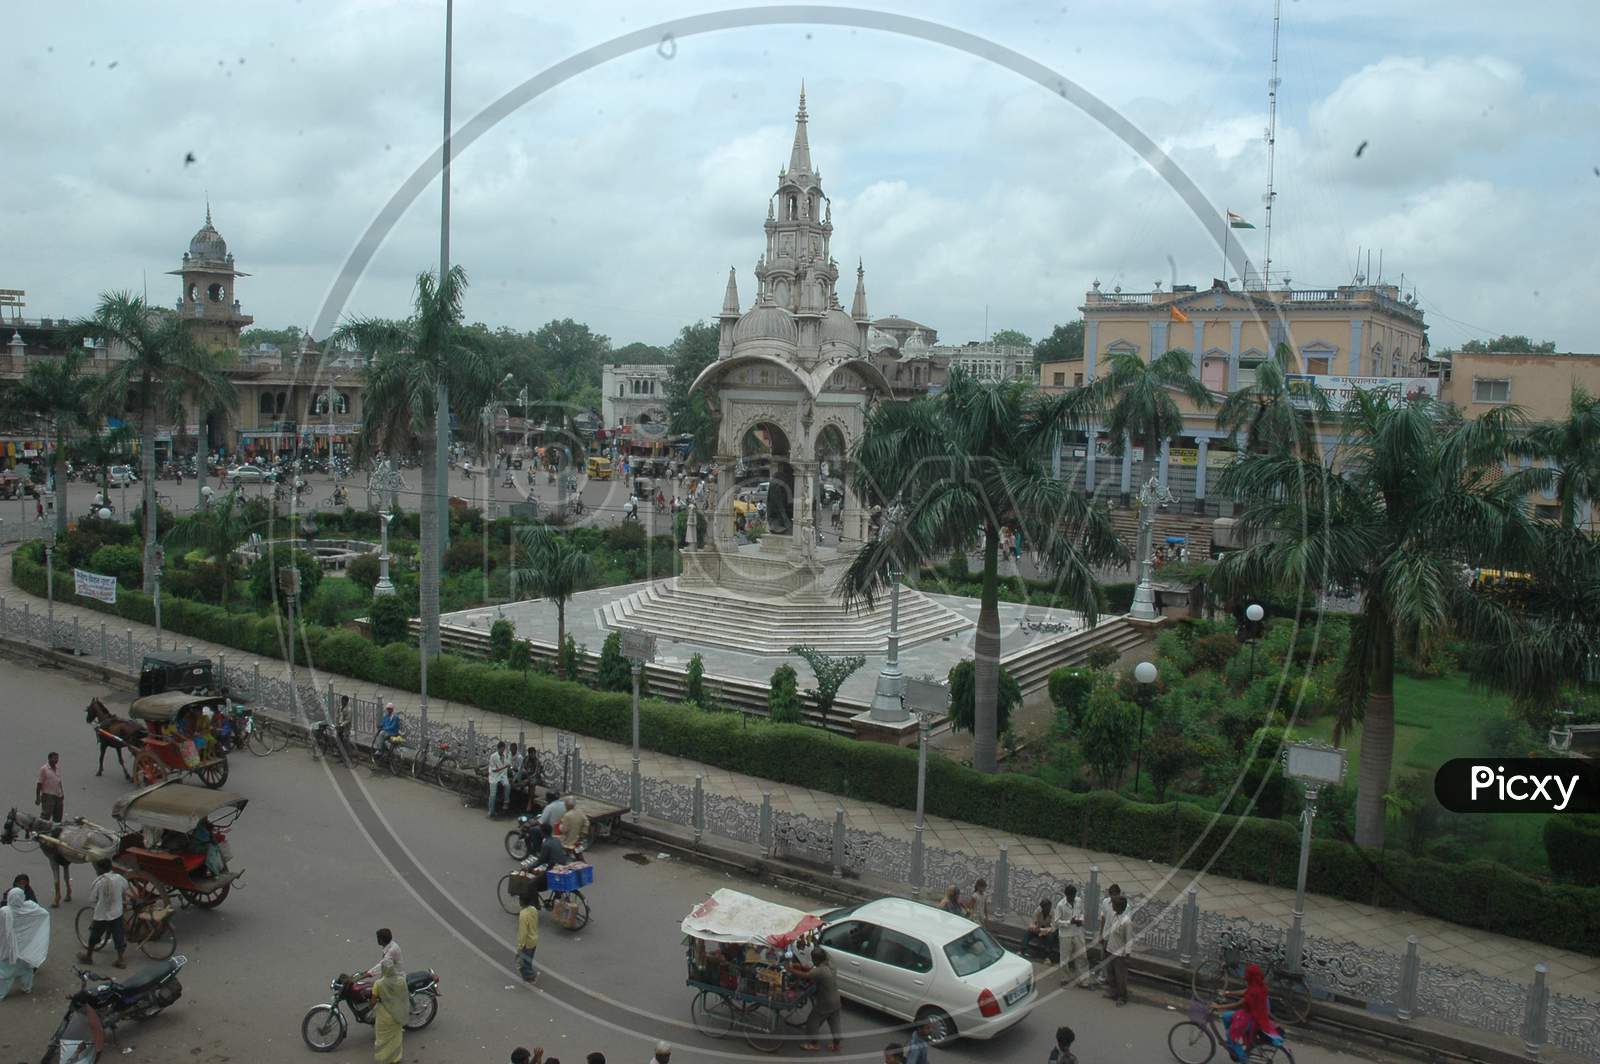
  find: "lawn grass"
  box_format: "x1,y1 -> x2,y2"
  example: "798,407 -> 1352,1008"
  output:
1297,671 -> 1551,873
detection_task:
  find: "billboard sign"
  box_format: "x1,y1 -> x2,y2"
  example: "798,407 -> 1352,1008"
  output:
1286,374 -> 1438,412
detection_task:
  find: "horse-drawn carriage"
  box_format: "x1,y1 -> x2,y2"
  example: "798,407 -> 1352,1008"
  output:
103,692 -> 231,789
109,780 -> 248,910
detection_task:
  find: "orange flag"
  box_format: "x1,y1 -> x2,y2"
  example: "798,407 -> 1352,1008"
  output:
1169,305 -> 1190,323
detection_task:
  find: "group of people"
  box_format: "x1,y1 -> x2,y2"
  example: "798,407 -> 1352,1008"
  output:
486,739 -> 549,819
0,875 -> 50,999
507,1046 -> 671,1064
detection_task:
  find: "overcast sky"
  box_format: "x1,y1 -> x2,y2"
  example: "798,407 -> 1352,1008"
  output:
6,1 -> 1598,352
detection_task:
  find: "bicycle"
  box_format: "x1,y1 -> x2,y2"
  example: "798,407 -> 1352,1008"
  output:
370,732 -> 410,777
1191,928 -> 1312,1024
496,869 -> 591,931
74,881 -> 177,961
412,738 -> 484,789
1168,997 -> 1294,1063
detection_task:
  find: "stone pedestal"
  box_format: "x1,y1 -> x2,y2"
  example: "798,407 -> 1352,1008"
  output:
849,709 -> 920,747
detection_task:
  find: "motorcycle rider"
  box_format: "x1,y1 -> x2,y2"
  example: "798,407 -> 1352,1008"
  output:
362,927 -> 403,980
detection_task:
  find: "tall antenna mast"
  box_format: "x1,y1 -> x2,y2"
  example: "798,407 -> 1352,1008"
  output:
1261,0 -> 1282,289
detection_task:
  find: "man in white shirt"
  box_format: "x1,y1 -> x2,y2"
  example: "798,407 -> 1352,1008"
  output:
364,927 -> 403,979
1053,884 -> 1090,987
1095,883 -> 1122,985
538,793 -> 567,832
1105,895 -> 1132,1005
79,860 -> 129,968
487,741 -> 510,819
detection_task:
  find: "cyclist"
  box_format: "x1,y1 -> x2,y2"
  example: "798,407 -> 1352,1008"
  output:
374,703 -> 404,759
1215,963 -> 1283,1062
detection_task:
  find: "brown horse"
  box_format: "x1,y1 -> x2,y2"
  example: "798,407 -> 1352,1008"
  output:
85,697 -> 146,780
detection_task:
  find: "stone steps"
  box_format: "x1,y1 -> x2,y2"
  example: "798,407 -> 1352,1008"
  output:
999,616 -> 1148,691
1109,508 -> 1217,557
598,579 -> 973,655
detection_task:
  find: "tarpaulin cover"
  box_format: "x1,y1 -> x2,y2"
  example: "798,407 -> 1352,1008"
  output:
680,889 -> 822,948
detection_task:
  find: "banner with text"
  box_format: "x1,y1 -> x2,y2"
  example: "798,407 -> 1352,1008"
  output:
1286,374 -> 1439,412
73,569 -> 118,604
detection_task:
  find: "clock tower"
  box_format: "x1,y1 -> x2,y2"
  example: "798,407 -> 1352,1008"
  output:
167,202 -> 253,352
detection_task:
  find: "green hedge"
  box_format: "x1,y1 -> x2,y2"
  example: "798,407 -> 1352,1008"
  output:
15,547 -> 1600,955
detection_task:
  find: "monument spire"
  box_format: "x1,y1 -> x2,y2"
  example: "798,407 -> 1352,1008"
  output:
850,259 -> 869,321
788,81 -> 812,176
721,266 -> 740,317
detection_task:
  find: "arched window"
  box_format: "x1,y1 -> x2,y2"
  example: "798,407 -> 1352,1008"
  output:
788,195 -> 797,219
258,393 -> 274,417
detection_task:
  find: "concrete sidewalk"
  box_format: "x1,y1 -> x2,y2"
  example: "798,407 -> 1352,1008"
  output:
3,553 -> 1594,1003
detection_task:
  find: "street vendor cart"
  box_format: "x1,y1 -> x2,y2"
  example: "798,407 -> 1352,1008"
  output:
683,888 -> 820,1053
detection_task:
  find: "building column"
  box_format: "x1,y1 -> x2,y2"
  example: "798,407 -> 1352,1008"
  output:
1349,319 -> 1365,376
1084,427 -> 1097,494
1119,433 -> 1133,507
1085,321 -> 1099,382
1229,321 -> 1243,390
1158,437 -> 1171,491
713,453 -> 737,548
1192,321 -> 1205,360
1194,437 -> 1210,514
790,460 -> 817,563
1150,320 -> 1170,357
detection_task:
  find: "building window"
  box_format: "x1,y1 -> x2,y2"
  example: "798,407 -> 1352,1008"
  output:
1306,356 -> 1331,376
1052,372 -> 1066,387
1473,378 -> 1511,403
1074,373 -> 1084,387
1535,503 -> 1561,521
1238,359 -> 1263,388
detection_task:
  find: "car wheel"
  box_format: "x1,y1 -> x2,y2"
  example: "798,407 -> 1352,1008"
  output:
916,1006 -> 957,1046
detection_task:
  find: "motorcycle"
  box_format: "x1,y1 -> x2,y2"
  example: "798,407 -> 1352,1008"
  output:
301,968 -> 441,1051
41,956 -> 188,1063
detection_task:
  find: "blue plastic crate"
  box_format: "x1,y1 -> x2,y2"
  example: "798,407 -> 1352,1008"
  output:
546,869 -> 579,893
575,863 -> 594,887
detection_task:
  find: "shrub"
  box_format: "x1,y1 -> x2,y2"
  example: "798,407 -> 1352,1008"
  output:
1078,681 -> 1137,789
1544,815 -> 1600,886
1100,582 -> 1136,613
1190,632 -> 1240,673
307,578 -> 367,628
444,536 -> 491,576
61,527 -> 105,568
369,594 -> 411,645
596,631 -> 631,692
605,522 -> 647,552
685,653 -> 706,705
489,618 -> 515,663
768,664 -> 802,724
247,547 -> 322,610
559,635 -> 582,683
1048,667 -> 1095,728
1085,645 -> 1121,671
346,552 -> 381,592
89,544 -> 143,587
507,638 -> 532,673
947,659 -> 1021,737
1223,757 -> 1287,821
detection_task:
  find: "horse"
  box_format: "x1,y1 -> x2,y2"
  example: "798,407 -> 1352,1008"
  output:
2,807 -> 119,908
86,697 -> 147,780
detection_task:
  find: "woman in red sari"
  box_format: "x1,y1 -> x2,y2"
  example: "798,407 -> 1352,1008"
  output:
1218,963 -> 1282,1061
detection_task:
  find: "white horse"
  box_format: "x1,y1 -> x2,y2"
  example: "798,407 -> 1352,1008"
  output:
2,808 -> 119,908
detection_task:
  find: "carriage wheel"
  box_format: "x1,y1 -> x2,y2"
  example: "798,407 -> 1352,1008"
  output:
691,990 -> 736,1039
133,751 -> 167,786
194,756 -> 230,789
180,883 -> 231,909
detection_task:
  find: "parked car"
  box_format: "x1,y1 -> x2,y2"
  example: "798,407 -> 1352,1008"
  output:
227,465 -> 273,483
815,897 -> 1036,1045
108,465 -> 139,486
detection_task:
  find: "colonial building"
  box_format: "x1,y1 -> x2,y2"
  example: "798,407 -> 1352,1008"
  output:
600,362 -> 671,430
940,340 -> 1035,384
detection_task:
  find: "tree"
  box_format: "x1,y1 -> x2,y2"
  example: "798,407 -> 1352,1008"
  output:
840,368 -> 1125,772
1216,343 -> 1330,458
489,618 -> 515,663
71,423 -> 137,499
1034,320 -> 1084,365
789,646 -> 866,731
1213,392 -> 1540,846
163,489 -> 253,610
370,594 -> 412,645
613,341 -> 671,364
664,321 -> 720,458
240,325 -> 304,352
7,345 -> 94,537
685,653 -> 706,706
1456,335 -> 1556,355
947,659 -> 1021,737
989,328 -> 1032,349
337,266 -> 494,660
1089,349 -> 1214,494
1144,728 -> 1192,802
247,545 -> 322,613
768,664 -> 803,724
531,318 -> 611,414
75,292 -> 236,593
1078,681 -> 1138,789
1508,386 -> 1600,530
508,524 -> 594,656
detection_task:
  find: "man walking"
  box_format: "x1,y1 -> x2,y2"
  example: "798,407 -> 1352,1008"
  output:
792,946 -> 843,1053
903,1016 -> 933,1064
79,859 -> 129,969
1054,884 -> 1089,987
1105,894 -> 1132,1006
516,892 -> 540,983
647,1042 -> 671,1063
488,741 -> 511,819
36,752 -> 64,823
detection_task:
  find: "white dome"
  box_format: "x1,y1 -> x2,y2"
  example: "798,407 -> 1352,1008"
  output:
732,301 -> 798,347
819,308 -> 859,348
865,326 -> 899,353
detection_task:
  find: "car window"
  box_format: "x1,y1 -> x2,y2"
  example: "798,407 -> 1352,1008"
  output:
874,929 -> 933,973
820,920 -> 881,958
942,927 -> 1005,977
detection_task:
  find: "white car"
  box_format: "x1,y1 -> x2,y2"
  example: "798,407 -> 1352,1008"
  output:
227,465 -> 273,483
815,897 -> 1037,1045
107,465 -> 138,486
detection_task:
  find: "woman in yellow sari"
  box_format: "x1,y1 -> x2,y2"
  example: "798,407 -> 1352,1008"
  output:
370,957 -> 408,1063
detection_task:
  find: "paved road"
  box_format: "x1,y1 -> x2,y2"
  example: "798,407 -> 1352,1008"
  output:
0,654 -> 1404,1063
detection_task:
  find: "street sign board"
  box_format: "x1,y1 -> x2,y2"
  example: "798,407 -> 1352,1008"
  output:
621,628 -> 657,663
1283,740 -> 1347,786
278,568 -> 301,595
556,731 -> 575,755
903,677 -> 950,715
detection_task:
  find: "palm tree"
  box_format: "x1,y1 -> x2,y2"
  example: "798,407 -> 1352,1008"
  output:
1090,349 -> 1215,498
8,345 -> 94,537
840,368 -> 1125,773
508,524 -> 594,655
337,266 -> 493,660
1216,343 -> 1330,457
163,490 -> 254,611
1509,385 -> 1600,531
75,292 -> 236,593
1213,391 -> 1541,846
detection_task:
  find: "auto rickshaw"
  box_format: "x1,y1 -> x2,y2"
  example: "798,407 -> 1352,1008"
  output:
585,456 -> 612,480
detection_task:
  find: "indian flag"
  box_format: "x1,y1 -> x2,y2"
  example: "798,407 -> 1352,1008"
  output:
1227,210 -> 1255,229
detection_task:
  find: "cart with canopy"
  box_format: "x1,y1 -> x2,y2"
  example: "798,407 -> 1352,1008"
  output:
683,888 -> 820,1052
111,780 -> 247,909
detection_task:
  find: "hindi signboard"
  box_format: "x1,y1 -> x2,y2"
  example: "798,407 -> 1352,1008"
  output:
73,569 -> 118,604
621,628 -> 657,663
1286,374 -> 1438,412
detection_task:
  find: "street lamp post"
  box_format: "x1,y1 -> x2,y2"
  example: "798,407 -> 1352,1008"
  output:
374,510 -> 396,598
622,628 -> 657,823
1282,740 -> 1348,972
903,676 -> 951,896
1129,474 -> 1175,620
1132,660 -> 1158,792
152,546 -> 165,649
1244,602 -> 1265,679
280,566 -> 302,722
869,566 -> 908,721
44,525 -> 56,644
